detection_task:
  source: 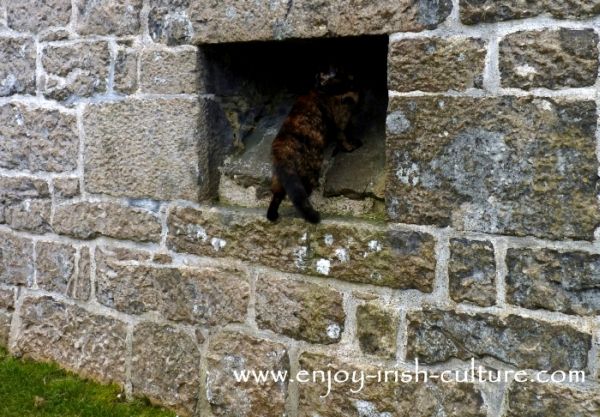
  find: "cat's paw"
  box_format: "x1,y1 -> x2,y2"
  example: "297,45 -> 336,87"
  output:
304,209 -> 321,224
266,209 -> 279,222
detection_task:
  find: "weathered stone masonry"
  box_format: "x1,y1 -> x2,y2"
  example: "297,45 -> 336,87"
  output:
1,1 -> 600,416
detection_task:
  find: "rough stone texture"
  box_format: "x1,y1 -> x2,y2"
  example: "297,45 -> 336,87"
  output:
76,0 -> 143,36
167,207 -> 436,291
42,41 -> 110,104
448,239 -> 496,307
0,288 -> 14,309
132,322 -> 201,416
506,248 -> 600,316
114,46 -> 138,95
0,37 -> 36,96
14,296 -> 127,384
96,245 -> 152,262
298,352 -> 486,417
36,242 -> 91,301
84,97 -> 207,201
0,177 -> 51,233
388,37 -> 486,92
53,177 -> 80,200
52,201 -> 162,242
0,231 -> 33,286
0,310 -> 10,347
96,259 -> 249,326
356,303 -> 398,358
500,29 -> 599,90
256,274 -> 345,344
407,309 -> 591,371
0,104 -> 78,172
0,289 -> 13,347
7,0 -> 71,33
386,96 -> 599,241
504,381 -> 600,417
461,0 -> 600,24
206,331 -> 289,417
148,0 -> 452,45
38,28 -> 72,42
140,47 -> 199,94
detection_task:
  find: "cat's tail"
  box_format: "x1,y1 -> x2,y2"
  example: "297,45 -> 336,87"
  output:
278,169 -> 320,224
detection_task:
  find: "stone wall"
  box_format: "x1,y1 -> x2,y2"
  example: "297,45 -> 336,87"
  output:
1,1 -> 600,416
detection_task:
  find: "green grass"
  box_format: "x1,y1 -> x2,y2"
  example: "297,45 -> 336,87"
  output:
0,346 -> 176,417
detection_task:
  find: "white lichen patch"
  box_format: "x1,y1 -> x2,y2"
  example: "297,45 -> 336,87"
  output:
324,234 -> 334,246
334,248 -> 349,263
515,64 -> 538,78
187,225 -> 208,242
316,258 -> 331,275
395,162 -> 420,186
294,246 -> 308,270
386,111 -> 411,135
210,237 -> 227,251
368,240 -> 383,252
355,400 -> 393,417
326,323 -> 341,340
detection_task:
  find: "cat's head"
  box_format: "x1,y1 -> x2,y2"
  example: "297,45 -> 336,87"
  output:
315,66 -> 356,95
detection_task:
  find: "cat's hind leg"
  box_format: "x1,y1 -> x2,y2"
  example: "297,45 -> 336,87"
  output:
281,172 -> 320,224
267,175 -> 286,222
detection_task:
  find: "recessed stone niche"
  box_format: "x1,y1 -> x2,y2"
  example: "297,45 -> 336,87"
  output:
201,35 -> 388,219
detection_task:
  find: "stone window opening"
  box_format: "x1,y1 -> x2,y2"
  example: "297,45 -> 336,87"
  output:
201,35 -> 389,220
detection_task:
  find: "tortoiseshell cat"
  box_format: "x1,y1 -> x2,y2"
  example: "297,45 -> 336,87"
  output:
267,68 -> 362,223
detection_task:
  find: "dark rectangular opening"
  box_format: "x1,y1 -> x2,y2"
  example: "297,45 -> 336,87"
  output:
201,35 -> 388,219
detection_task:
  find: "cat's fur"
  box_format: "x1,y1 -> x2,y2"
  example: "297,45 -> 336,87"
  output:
267,69 -> 361,223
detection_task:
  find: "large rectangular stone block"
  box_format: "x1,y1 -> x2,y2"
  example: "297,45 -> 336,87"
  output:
504,381 -> 600,417
75,0 -> 143,36
386,96 -> 599,241
255,273 -> 345,344
461,0 -> 600,24
14,296 -> 127,384
500,29 -> 599,90
7,0 -> 71,33
96,257 -> 249,326
132,322 -> 201,416
507,247 -> 600,316
167,206 -> 436,291
298,352 -> 485,417
407,309 -> 591,371
0,37 -> 36,96
148,0 -> 452,44
84,97 -> 208,201
356,302 -> 399,358
52,201 -> 162,242
140,47 -> 199,94
388,37 -> 486,92
0,104 -> 78,172
206,331 -> 289,417
42,41 -> 110,104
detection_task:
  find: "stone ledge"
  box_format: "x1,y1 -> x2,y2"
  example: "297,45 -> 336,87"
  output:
167,206 -> 437,292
